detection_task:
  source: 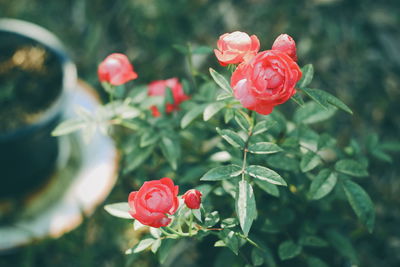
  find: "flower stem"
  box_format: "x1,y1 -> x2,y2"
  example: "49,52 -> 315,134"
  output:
189,211 -> 193,236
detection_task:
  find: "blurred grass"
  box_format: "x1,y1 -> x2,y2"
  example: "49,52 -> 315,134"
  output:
0,0 -> 400,266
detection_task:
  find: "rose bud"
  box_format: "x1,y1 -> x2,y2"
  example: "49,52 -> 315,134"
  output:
271,34 -> 298,62
214,31 -> 260,66
148,78 -> 189,117
231,50 -> 302,115
128,177 -> 179,228
182,189 -> 202,209
98,53 -> 138,86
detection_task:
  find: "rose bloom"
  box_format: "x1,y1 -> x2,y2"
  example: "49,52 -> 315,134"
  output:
214,31 -> 260,66
148,78 -> 189,117
98,53 -> 138,86
128,177 -> 179,228
231,50 -> 302,115
272,34 -> 298,61
182,189 -> 202,209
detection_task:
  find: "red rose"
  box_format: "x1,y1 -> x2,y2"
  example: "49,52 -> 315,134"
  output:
272,34 -> 298,62
98,53 -> 138,86
182,189 -> 202,209
128,177 -> 179,228
214,31 -> 260,66
148,78 -> 189,117
231,50 -> 302,115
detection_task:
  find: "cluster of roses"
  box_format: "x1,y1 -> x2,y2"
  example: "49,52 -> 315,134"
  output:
97,31 -> 301,228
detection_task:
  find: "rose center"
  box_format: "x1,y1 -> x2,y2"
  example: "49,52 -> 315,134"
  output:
145,190 -> 167,211
255,66 -> 283,93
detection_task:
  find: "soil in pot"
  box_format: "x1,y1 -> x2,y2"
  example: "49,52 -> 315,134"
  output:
0,31 -> 64,200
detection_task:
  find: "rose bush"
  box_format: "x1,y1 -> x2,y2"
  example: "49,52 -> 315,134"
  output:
53,30 -> 392,266
128,177 -> 179,228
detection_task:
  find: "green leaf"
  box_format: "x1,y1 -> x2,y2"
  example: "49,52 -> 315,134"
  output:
299,235 -> 329,247
300,151 -> 322,172
214,240 -> 226,247
294,101 -> 336,124
151,239 -> 162,253
254,179 -> 280,197
165,86 -> 174,104
224,108 -> 234,123
204,211 -> 220,227
104,202 -> 131,219
335,159 -> 368,177
192,45 -> 213,54
220,229 -> 240,255
342,180 -> 375,232
181,104 -> 205,128
150,227 -> 162,239
133,238 -> 155,253
267,154 -> 299,171
298,64 -> 314,88
248,142 -> 282,155
306,256 -> 329,267
200,164 -> 242,181
252,120 -> 276,135
216,128 -> 245,149
309,169 -> 337,200
291,93 -> 305,106
301,87 -> 353,115
52,118 -> 86,136
124,145 -> 155,174
325,230 -> 359,264
204,102 -> 225,121
140,130 -> 160,147
209,68 -> 232,94
173,44 -> 188,54
192,209 -> 202,222
234,110 -> 252,131
236,180 -> 257,236
278,240 -> 302,261
160,137 -> 180,170
246,165 -> 287,186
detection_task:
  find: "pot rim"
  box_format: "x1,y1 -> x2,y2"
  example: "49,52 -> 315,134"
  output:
0,18 -> 77,140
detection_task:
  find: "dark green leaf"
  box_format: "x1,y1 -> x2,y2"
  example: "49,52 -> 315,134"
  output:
236,180 -> 257,236
251,248 -> 265,266
181,104 -> 205,128
104,202 -> 131,219
300,151 -> 322,172
278,240 -> 302,260
165,87 -> 174,104
309,169 -> 337,200
209,68 -> 232,94
200,164 -> 242,181
248,142 -> 282,155
224,108 -> 234,123
160,137 -> 179,170
234,110 -> 252,131
158,239 -> 177,264
216,128 -> 245,148
247,165 -> 287,186
172,44 -> 188,54
299,235 -> 329,247
204,102 -> 225,121
335,159 -> 368,177
298,64 -> 314,88
220,230 -> 240,255
140,130 -> 159,147
342,180 -> 375,232
254,179 -> 280,197
306,256 -> 329,267
252,120 -> 276,135
325,230 -> 359,264
124,145 -> 155,174
294,102 -> 336,124
291,93 -> 305,106
267,154 -> 299,171
301,87 -> 353,115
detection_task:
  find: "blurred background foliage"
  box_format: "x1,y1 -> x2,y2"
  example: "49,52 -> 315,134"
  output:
0,0 -> 399,266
